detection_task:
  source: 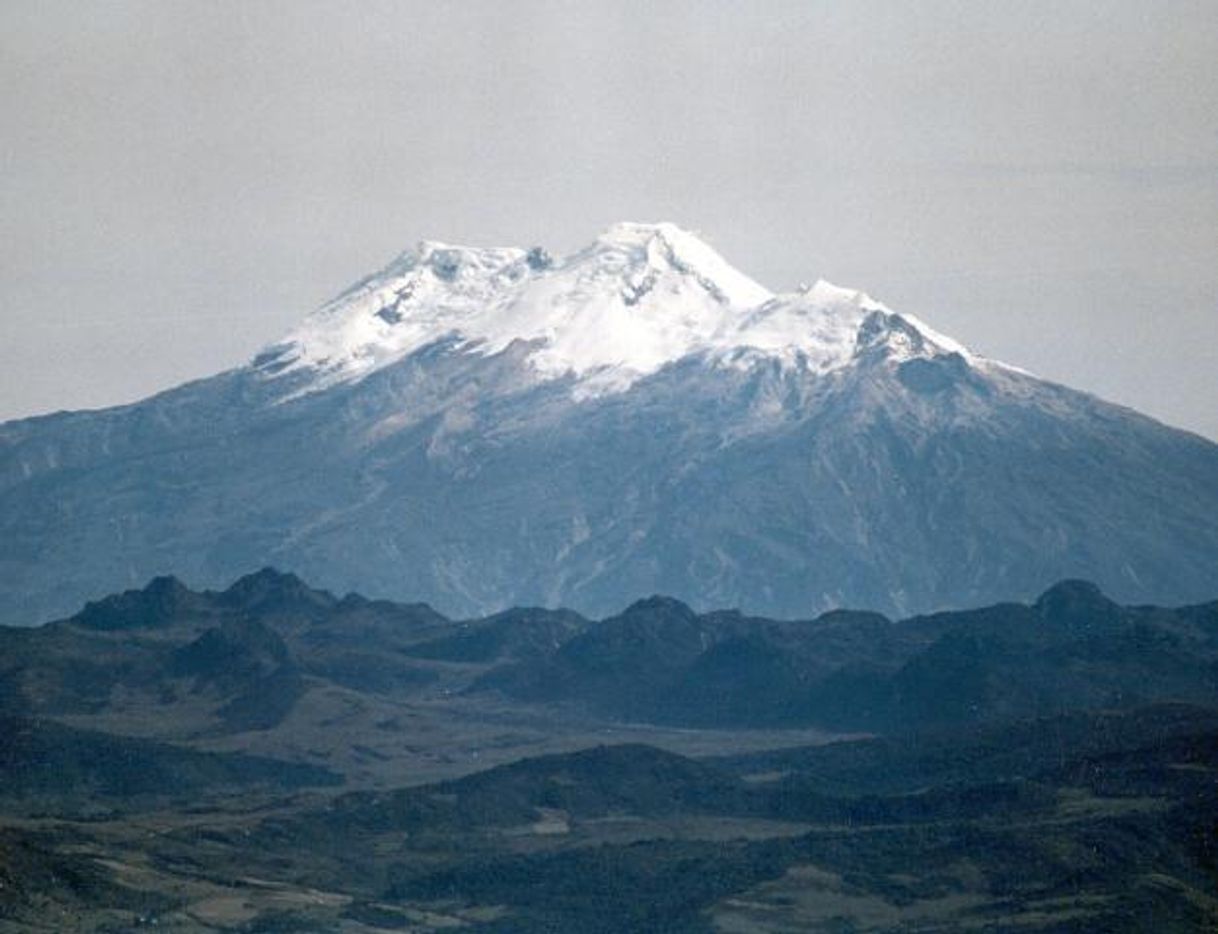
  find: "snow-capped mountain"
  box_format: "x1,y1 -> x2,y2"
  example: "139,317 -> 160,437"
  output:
261,220 -> 968,399
3,222 -> 1218,625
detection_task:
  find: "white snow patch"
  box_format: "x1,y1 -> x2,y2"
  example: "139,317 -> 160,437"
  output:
262,222 -> 982,398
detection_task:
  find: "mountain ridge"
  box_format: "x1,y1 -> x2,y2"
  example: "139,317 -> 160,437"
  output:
261,220 -> 979,401
3,222 -> 1218,625
4,567 -> 1215,740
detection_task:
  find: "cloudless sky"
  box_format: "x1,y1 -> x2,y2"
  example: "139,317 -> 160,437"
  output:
2,0 -> 1216,438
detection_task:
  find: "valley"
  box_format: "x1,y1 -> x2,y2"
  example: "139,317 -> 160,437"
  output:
0,571 -> 1214,931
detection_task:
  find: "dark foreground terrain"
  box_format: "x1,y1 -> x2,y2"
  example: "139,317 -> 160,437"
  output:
0,571 -> 1215,931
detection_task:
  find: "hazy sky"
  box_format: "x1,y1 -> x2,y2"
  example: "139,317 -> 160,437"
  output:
3,1 -> 1216,438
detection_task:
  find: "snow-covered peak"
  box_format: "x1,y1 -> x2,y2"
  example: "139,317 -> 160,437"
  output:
588,221 -> 774,309
801,278 -> 886,311
260,222 -> 976,397
722,282 -> 888,370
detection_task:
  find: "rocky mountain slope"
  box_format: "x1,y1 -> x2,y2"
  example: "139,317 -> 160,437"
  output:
3,222 -> 1218,625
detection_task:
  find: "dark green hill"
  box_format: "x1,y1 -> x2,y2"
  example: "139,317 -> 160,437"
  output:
713,702 -> 1218,795
475,581 -> 1218,731
400,607 -> 590,663
245,706 -> 1218,933
0,716 -> 339,804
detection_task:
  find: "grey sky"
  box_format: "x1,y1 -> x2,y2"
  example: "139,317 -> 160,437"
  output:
2,0 -> 1216,438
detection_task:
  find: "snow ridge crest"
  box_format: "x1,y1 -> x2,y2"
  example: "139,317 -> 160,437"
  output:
262,221 -> 972,397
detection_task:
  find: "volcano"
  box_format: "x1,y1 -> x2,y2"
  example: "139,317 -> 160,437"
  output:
3,221 -> 1217,625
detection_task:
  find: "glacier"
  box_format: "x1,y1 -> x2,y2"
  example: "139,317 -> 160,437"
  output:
264,221 -> 970,399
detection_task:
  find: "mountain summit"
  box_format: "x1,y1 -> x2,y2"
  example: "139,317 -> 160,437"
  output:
260,222 -> 966,399
2,222 -> 1218,625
